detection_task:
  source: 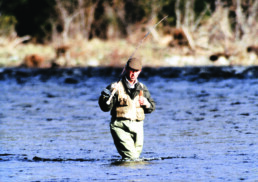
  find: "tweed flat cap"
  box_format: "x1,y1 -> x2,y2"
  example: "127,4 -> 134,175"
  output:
127,58 -> 142,70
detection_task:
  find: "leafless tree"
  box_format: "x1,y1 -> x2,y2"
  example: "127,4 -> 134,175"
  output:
55,0 -> 80,43
84,0 -> 99,40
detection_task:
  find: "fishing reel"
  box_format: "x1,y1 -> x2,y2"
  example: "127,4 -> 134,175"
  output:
101,88 -> 111,101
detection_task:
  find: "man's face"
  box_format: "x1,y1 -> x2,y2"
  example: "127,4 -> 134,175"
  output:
126,68 -> 141,83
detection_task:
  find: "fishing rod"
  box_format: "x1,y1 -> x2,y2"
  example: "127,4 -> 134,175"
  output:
106,15 -> 168,105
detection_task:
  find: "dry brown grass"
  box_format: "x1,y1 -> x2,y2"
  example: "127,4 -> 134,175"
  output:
0,35 -> 257,68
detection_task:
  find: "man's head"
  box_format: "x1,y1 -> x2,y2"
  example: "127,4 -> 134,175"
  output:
127,57 -> 142,71
125,58 -> 142,83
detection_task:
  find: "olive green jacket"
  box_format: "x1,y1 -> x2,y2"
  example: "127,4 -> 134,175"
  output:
99,76 -> 155,119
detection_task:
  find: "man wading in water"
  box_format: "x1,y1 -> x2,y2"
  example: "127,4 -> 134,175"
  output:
98,58 -> 155,160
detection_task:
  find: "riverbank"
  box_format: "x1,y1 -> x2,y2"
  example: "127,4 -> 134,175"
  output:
0,38 -> 257,68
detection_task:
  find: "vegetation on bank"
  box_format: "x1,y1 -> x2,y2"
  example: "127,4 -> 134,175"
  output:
0,0 -> 257,67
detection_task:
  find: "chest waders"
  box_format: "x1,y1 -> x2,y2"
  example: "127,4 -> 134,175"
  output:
110,81 -> 144,159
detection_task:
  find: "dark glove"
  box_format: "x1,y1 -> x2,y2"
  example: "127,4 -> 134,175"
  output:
101,88 -> 111,101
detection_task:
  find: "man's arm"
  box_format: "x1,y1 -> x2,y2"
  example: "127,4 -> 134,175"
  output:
141,84 -> 155,113
98,85 -> 116,112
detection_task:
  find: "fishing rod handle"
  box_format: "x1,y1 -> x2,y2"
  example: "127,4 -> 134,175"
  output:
106,87 -> 117,105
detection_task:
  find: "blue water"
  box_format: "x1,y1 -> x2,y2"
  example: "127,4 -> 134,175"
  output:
0,68 -> 257,181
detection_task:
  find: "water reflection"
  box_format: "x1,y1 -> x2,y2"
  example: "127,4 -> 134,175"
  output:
110,160 -> 151,167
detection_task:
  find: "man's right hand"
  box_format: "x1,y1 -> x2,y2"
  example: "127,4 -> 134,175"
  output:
111,82 -> 120,91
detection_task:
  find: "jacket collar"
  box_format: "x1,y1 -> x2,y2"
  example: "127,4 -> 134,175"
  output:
125,77 -> 138,89
122,76 -> 142,90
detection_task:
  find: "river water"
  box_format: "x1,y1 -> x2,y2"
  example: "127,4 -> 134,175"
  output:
0,67 -> 257,182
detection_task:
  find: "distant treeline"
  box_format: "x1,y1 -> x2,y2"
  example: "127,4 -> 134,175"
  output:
0,0 -> 255,43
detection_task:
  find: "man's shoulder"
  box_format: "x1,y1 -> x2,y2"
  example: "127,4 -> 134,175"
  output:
138,81 -> 148,90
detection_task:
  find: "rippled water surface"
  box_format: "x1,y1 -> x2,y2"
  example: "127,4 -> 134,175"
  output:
0,68 -> 257,181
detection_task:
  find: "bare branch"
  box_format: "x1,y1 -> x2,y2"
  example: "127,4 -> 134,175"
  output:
193,4 -> 210,31
175,0 -> 181,28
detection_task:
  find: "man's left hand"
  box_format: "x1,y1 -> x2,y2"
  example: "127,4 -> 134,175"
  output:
139,97 -> 151,108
